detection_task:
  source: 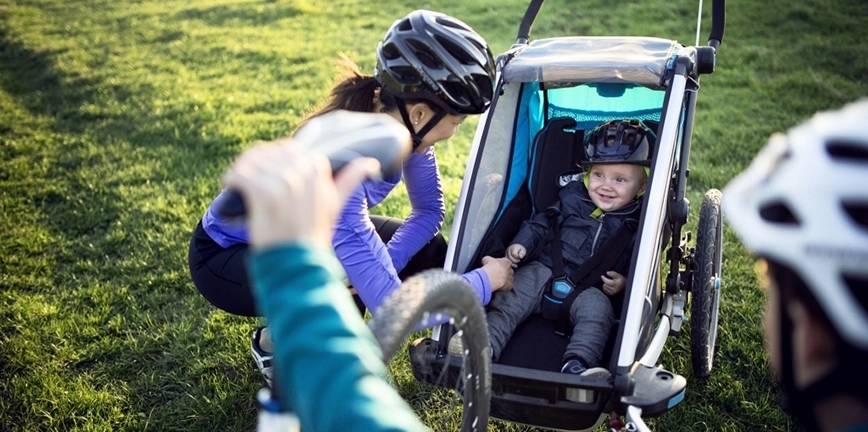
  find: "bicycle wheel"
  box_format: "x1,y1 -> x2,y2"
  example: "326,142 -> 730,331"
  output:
690,189 -> 724,378
368,269 -> 490,432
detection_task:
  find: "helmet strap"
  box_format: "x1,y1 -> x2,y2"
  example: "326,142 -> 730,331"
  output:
396,100 -> 447,150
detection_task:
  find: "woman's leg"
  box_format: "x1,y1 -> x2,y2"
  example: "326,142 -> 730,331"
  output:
357,215 -> 447,316
188,221 -> 258,317
189,222 -> 276,385
370,215 -> 448,280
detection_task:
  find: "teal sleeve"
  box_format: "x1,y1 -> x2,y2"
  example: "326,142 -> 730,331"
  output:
248,243 -> 428,432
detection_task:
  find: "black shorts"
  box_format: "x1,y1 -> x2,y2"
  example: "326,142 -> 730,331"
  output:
188,216 -> 447,317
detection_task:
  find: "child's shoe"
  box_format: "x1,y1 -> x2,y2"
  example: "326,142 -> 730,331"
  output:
561,359 -> 610,403
447,331 -> 466,358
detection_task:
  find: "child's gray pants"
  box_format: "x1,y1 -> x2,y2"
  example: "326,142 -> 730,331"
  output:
486,260 -> 615,367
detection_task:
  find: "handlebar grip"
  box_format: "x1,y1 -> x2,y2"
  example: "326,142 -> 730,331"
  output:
217,110 -> 411,219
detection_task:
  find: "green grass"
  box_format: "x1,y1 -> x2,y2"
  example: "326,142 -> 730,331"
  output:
1,0 -> 867,430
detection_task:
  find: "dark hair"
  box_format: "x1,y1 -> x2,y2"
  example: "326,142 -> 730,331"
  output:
766,259 -> 830,329
766,258 -> 868,401
297,55 -> 426,131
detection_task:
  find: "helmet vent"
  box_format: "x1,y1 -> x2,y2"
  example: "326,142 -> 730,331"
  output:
435,16 -> 470,31
406,40 -> 441,69
759,201 -> 799,225
472,75 -> 493,102
468,39 -> 487,54
842,202 -> 868,231
826,140 -> 868,164
397,18 -> 412,32
440,82 -> 469,105
380,43 -> 400,61
391,66 -> 420,84
843,274 -> 868,315
436,36 -> 475,64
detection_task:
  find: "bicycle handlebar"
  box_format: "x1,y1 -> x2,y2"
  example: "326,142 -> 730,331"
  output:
218,110 -> 412,219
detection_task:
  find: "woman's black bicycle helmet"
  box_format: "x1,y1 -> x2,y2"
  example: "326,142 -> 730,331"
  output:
375,10 -> 495,116
584,119 -> 655,166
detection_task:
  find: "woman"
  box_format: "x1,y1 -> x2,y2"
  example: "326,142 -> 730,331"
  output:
188,10 -> 514,386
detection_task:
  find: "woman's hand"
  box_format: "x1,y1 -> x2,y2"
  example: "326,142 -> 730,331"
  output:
505,244 -> 526,264
481,256 -> 515,292
222,139 -> 379,250
600,270 -> 627,295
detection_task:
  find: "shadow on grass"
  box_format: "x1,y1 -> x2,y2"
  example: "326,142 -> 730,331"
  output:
0,19 -> 242,235
175,2 -> 304,27
0,20 -> 256,432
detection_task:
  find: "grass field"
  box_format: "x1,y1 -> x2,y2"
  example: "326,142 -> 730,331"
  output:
1,0 -> 867,431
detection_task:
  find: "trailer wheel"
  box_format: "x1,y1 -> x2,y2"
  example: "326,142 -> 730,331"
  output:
369,269 -> 491,431
690,189 -> 723,378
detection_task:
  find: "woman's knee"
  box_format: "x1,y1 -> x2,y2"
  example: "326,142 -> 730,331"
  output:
399,233 -> 447,279
415,233 -> 448,263
188,237 -> 257,316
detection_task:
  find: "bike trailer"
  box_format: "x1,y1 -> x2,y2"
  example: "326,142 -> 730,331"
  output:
407,0 -> 726,430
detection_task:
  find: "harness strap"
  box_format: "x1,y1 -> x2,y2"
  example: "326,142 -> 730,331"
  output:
554,215 -> 640,337
546,206 -> 564,278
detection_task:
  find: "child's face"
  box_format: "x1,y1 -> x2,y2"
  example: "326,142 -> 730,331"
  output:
587,164 -> 647,212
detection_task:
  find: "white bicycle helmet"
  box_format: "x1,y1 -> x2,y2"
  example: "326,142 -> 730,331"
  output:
723,98 -> 868,351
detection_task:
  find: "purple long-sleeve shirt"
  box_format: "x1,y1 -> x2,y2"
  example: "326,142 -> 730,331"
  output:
200,146 -> 492,313
332,147 -> 491,312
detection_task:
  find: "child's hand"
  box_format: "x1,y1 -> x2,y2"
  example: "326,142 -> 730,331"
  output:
506,244 -> 526,264
600,270 -> 626,295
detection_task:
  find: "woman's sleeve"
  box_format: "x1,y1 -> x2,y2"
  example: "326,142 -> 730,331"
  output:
461,268 -> 492,306
415,268 -> 493,329
385,147 -> 446,272
333,182 -> 403,313
248,243 -> 427,432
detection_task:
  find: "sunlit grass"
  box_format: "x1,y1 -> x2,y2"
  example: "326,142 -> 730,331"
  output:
2,0 -> 867,430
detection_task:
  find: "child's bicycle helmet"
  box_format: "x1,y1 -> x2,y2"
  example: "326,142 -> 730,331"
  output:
375,10 -> 495,116
583,119 -> 654,167
723,98 -> 868,352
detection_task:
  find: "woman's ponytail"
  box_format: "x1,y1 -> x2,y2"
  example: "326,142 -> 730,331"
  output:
297,55 -> 396,130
